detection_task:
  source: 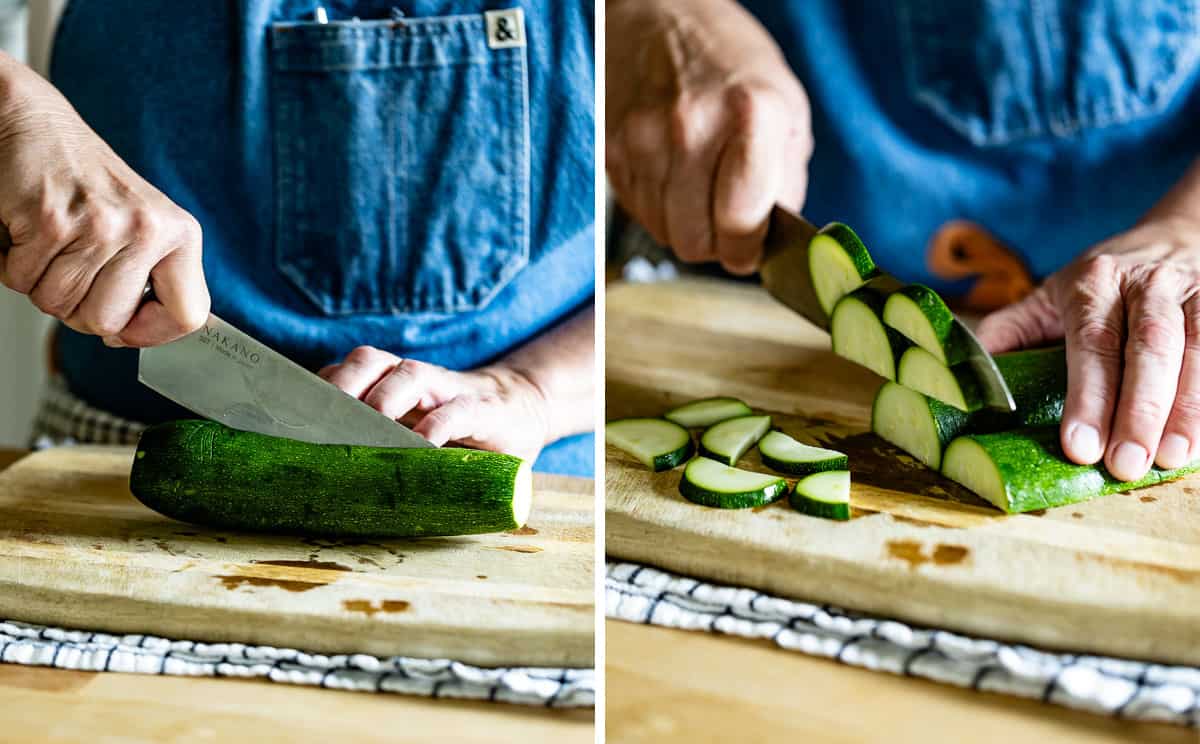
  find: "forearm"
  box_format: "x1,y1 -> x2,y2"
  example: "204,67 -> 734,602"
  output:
489,304 -> 595,444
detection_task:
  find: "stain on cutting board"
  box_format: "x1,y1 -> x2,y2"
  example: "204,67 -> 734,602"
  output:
886,540 -> 970,569
494,545 -> 543,554
342,599 -> 411,617
507,526 -> 539,536
214,559 -> 352,593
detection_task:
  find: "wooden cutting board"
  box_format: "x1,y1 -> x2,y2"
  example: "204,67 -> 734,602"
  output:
0,446 -> 593,668
606,277 -> 1200,666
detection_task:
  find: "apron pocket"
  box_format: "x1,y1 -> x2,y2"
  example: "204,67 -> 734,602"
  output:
897,0 -> 1200,147
269,10 -> 529,316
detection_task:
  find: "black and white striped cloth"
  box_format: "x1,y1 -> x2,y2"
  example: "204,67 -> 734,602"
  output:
0,620 -> 594,706
9,378 -> 595,707
607,561 -> 1200,726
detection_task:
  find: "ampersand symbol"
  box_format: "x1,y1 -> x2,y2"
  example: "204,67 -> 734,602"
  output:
495,16 -> 516,41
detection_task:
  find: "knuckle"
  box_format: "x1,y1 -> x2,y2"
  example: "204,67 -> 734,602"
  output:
30,283 -> 75,318
84,207 -> 122,245
1077,253 -> 1118,283
345,345 -> 383,366
1170,394 -> 1200,424
724,82 -> 767,134
37,208 -> 72,245
1127,315 -> 1182,358
1073,319 -> 1124,358
1123,395 -> 1170,425
667,97 -> 702,149
129,207 -> 163,243
179,213 -> 203,249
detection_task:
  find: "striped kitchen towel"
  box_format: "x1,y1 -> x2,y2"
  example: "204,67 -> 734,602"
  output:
607,560 -> 1200,726
0,620 -> 594,707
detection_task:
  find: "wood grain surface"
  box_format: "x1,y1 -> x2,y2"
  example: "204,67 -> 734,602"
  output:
606,278 -> 1200,665
0,446 -> 594,667
606,620 -> 1190,744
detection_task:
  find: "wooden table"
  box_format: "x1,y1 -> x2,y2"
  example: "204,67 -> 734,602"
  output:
0,450 -> 593,744
606,620 -> 1193,743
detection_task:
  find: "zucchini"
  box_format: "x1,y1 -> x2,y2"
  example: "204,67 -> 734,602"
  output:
129,420 -> 531,538
897,346 -> 983,412
664,397 -> 753,428
679,456 -> 789,509
606,418 -> 694,471
698,414 -> 772,466
942,426 -> 1200,514
808,222 -> 879,316
882,284 -> 968,366
871,382 -> 971,470
789,470 -> 851,521
831,286 -> 909,381
758,431 -> 847,476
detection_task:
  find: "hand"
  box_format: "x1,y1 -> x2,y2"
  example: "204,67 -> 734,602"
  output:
606,0 -> 812,274
977,215 -> 1200,481
319,347 -> 552,462
0,53 -> 209,347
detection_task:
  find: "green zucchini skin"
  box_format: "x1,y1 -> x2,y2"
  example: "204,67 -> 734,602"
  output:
942,426 -> 1200,514
129,421 -> 530,538
816,222 -> 877,278
788,491 -> 850,520
677,457 -> 789,509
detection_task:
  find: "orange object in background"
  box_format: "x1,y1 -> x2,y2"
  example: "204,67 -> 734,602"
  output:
927,220 -> 1034,314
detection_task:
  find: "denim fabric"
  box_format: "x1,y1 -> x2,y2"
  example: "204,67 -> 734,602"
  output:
49,1 -> 594,476
740,0 -> 1200,289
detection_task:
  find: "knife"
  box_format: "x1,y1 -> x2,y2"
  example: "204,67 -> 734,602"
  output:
1,223 -> 433,447
761,205 -> 1016,412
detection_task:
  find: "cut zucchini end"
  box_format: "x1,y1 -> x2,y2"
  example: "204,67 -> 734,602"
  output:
606,418 -> 693,471
870,382 -> 944,469
831,295 -> 899,380
882,292 -> 948,364
758,431 -> 848,476
512,461 -> 534,527
809,225 -> 877,316
941,437 -> 1009,511
664,397 -> 753,428
678,457 -> 789,509
897,346 -> 980,412
790,470 -> 851,521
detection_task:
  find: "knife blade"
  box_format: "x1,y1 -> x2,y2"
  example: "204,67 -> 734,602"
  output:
761,205 -> 1015,412
138,315 -> 435,448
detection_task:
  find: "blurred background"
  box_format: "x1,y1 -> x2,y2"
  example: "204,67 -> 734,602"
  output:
0,0 -> 51,446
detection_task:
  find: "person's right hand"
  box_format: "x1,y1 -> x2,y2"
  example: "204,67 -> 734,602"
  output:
606,0 -> 812,275
0,53 -> 209,348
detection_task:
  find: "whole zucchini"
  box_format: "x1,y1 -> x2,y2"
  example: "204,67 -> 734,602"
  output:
129,420 -> 531,537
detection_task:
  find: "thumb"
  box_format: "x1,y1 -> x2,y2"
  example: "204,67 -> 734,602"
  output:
974,286 -> 1063,353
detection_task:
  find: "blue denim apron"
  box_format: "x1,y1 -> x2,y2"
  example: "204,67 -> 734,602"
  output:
741,0 -> 1200,291
49,1 -> 595,475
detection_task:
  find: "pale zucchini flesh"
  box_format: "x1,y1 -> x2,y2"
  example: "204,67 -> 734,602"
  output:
897,346 -> 983,412
871,382 -> 970,470
758,431 -> 848,476
789,470 -> 851,520
698,414 -> 772,466
606,417 -> 694,472
831,289 -> 909,381
679,456 -> 790,509
881,284 -> 966,366
809,222 -> 878,316
664,397 -> 753,428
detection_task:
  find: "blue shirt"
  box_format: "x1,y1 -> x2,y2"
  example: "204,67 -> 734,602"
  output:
741,0 -> 1200,291
49,1 -> 595,475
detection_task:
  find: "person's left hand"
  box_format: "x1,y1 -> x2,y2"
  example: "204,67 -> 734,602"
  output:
976,215 -> 1200,482
318,346 -> 550,463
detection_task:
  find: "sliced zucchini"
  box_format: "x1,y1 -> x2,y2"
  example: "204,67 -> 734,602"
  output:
606,418 -> 694,472
942,426 -> 1200,514
790,470 -> 851,521
897,346 -> 983,412
831,286 -> 909,381
871,382 -> 971,470
679,457 -> 789,509
808,222 -> 879,316
882,284 -> 968,366
664,397 -> 753,428
758,431 -> 847,476
698,414 -> 772,466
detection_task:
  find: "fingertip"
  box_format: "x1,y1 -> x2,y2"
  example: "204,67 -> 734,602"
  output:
1062,421 -> 1104,465
1106,440 -> 1151,482
1155,432 -> 1190,470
